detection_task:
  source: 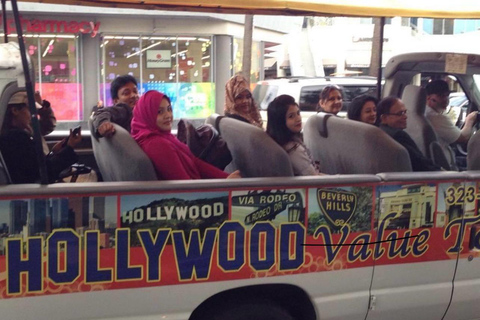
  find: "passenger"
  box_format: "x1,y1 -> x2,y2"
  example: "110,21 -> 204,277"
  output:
347,94 -> 378,125
266,94 -> 321,176
317,85 -> 343,115
425,79 -> 478,165
131,90 -> 241,180
5,90 -> 56,155
91,74 -> 139,138
224,74 -> 263,128
377,96 -> 442,172
0,92 -> 80,183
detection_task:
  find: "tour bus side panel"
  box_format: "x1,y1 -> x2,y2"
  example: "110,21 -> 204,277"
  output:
0,183 -> 380,320
443,175 -> 480,320
366,180 -> 464,320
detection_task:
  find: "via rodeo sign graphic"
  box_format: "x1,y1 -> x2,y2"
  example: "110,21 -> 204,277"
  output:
317,188 -> 357,230
232,190 -> 303,225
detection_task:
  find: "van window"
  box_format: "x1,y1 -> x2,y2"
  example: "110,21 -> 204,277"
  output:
299,85 -> 377,112
253,84 -> 278,110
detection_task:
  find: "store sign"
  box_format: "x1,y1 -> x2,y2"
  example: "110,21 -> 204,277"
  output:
0,17 -> 100,37
146,50 -> 172,68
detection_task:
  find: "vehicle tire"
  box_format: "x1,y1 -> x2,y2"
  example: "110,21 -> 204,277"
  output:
201,301 -> 297,320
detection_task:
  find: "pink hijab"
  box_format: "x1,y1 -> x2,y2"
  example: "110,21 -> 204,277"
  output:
131,90 -> 202,179
224,74 -> 263,128
131,90 -> 169,142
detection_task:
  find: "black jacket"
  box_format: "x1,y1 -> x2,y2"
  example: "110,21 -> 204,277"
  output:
380,124 -> 442,172
0,129 -> 78,183
91,103 -> 132,136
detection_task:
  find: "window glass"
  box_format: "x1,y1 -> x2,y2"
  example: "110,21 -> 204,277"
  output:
252,84 -> 278,110
299,85 -> 377,112
341,85 -> 378,111
172,36 -> 214,119
100,35 -> 214,119
24,35 -> 82,121
100,36 -> 141,106
299,85 -> 323,112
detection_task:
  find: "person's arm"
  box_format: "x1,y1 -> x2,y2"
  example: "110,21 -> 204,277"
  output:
91,107 -> 114,136
92,104 -> 132,137
287,144 -> 320,176
396,131 -> 442,171
457,111 -> 478,144
35,94 -> 56,136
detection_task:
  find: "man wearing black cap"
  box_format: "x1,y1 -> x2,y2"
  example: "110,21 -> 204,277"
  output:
425,79 -> 478,167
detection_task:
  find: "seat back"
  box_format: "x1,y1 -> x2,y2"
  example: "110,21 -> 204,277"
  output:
402,84 -> 453,169
88,120 -> 157,181
205,113 -> 219,127
467,130 -> 480,170
218,117 -> 293,177
303,113 -> 412,174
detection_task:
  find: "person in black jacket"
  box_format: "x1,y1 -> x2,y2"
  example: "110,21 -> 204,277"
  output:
377,96 -> 442,172
91,75 -> 139,138
0,92 -> 80,183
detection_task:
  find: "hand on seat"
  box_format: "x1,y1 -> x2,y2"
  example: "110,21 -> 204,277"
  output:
98,121 -> 116,137
227,170 -> 242,179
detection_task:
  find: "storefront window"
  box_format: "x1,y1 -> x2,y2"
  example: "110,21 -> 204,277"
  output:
100,36 -> 141,106
23,35 -> 82,121
100,35 -> 214,119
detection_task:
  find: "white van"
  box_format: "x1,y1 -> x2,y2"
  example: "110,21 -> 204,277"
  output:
252,76 -> 378,120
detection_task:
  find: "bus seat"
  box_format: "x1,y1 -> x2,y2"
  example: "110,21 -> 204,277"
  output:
303,113 -> 412,174
402,84 -> 454,170
205,113 -> 219,127
467,130 -> 480,170
217,117 -> 294,177
88,120 -> 157,181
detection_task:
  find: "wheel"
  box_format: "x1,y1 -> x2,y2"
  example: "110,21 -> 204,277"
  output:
201,301 -> 296,320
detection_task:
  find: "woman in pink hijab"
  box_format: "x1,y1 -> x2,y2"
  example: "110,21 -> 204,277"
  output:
131,90 -> 240,180
224,74 -> 263,128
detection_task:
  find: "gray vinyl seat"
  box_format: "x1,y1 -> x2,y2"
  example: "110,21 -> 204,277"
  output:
467,130 -> 480,170
402,84 -> 454,170
88,119 -> 157,181
303,113 -> 412,174
216,116 -> 294,177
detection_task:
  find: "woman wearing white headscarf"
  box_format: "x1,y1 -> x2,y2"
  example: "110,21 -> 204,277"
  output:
224,74 -> 263,128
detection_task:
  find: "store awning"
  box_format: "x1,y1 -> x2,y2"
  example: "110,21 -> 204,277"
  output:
18,0 -> 480,19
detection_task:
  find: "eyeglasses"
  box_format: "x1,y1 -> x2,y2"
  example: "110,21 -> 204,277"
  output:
385,110 -> 407,116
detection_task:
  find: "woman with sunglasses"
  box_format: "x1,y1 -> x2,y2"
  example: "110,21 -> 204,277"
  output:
377,96 -> 442,171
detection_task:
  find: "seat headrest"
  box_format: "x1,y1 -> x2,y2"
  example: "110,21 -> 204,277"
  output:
316,112 -> 333,138
402,85 -> 427,115
219,117 -> 293,177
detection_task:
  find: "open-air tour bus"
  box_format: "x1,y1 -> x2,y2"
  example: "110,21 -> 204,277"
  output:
1,0 -> 480,319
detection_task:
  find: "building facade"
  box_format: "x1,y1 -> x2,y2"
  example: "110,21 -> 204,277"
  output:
1,3 -> 298,126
